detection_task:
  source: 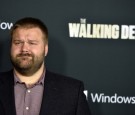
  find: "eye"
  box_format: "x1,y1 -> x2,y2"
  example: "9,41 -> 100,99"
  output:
29,41 -> 38,45
14,41 -> 22,45
29,42 -> 37,45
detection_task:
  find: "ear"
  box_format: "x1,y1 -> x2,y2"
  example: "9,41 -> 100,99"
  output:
45,44 -> 48,56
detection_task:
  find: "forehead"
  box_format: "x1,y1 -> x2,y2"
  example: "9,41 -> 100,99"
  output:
12,27 -> 44,38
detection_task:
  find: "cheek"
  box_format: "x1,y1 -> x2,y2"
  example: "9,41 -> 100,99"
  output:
32,45 -> 45,53
33,48 -> 45,58
32,48 -> 44,55
11,46 -> 20,55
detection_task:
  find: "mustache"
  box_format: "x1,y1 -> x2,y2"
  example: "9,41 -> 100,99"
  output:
17,53 -> 33,57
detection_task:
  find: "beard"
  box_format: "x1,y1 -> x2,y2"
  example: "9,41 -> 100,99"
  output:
10,52 -> 45,76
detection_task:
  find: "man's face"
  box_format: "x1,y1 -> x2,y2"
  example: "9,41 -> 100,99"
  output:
10,27 -> 48,76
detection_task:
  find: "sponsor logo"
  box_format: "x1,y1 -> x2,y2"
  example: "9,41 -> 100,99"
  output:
0,21 -> 13,30
91,93 -> 135,104
84,90 -> 88,100
68,18 -> 135,40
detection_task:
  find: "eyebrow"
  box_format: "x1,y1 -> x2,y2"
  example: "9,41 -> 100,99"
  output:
13,39 -> 39,42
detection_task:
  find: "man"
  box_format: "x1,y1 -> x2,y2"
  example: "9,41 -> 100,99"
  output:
0,17 -> 91,115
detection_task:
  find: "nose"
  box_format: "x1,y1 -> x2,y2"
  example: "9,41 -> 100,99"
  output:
21,42 -> 29,52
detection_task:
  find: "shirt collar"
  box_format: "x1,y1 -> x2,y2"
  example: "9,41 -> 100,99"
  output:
14,69 -> 46,87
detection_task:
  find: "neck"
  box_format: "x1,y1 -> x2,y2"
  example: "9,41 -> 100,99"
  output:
14,64 -> 45,86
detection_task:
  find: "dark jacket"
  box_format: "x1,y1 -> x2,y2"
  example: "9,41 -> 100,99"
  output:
0,70 -> 91,115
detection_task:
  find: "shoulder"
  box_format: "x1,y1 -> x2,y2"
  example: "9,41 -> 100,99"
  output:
45,70 -> 84,90
0,69 -> 13,74
0,70 -> 14,84
0,70 -> 13,77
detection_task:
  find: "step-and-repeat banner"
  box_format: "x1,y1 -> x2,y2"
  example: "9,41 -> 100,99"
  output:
0,0 -> 135,115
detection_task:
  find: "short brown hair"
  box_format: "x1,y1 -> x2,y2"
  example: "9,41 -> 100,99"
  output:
10,17 -> 48,43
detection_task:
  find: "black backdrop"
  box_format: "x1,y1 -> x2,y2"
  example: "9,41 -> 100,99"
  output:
0,0 -> 135,115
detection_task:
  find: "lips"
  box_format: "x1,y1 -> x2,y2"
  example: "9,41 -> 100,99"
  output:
16,53 -> 33,61
18,53 -> 32,57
